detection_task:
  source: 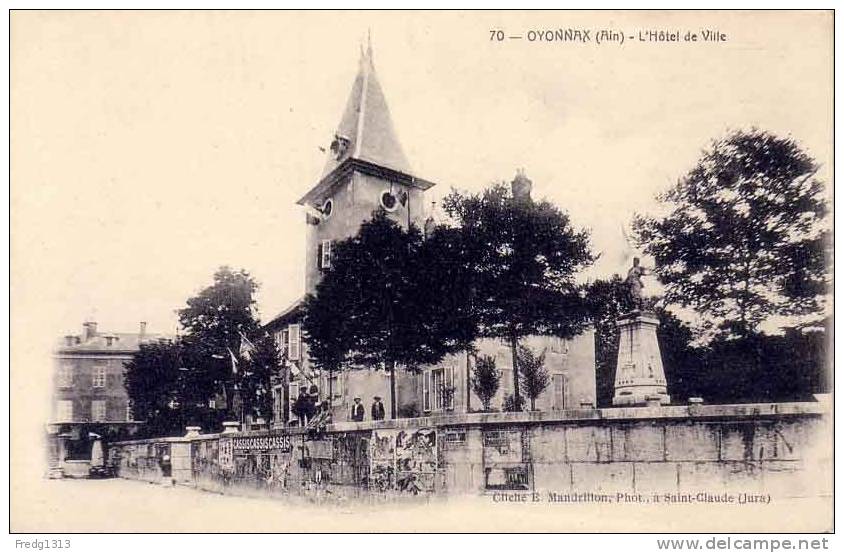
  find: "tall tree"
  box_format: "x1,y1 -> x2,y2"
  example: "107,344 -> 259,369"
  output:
471,355 -> 500,412
123,339 -> 183,437
239,333 -> 282,422
517,345 -> 550,411
633,129 -> 829,339
302,211 -> 477,418
177,266 -> 261,422
442,181 -> 594,409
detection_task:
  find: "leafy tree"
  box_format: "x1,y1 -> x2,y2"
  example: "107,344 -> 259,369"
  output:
177,266 -> 261,422
239,333 -> 283,422
583,276 -> 829,406
442,181 -> 594,409
517,345 -> 549,411
123,339 -> 184,437
633,129 -> 829,339
302,211 -> 476,419
471,355 -> 500,411
691,325 -> 829,404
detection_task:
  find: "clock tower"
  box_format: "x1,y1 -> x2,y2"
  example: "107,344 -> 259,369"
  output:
298,41 -> 435,292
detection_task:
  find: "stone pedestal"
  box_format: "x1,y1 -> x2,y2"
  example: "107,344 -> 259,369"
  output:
222,421 -> 241,434
612,310 -> 670,406
184,426 -> 202,438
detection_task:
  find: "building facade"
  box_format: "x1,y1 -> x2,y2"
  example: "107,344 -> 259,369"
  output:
46,320 -> 169,476
266,43 -> 596,426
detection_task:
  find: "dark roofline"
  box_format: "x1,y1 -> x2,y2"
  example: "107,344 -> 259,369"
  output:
297,157 -> 436,207
263,297 -> 305,331
54,333 -> 174,355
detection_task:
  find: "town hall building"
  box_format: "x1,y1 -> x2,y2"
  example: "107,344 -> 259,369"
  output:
265,43 -> 596,425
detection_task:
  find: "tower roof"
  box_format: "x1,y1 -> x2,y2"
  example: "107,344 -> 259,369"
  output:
297,40 -> 435,207
320,42 -> 412,178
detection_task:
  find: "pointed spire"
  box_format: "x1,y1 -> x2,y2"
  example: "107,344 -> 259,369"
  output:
320,36 -> 412,179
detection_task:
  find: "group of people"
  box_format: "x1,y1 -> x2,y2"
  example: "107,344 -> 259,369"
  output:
291,385 -> 386,426
351,396 -> 385,422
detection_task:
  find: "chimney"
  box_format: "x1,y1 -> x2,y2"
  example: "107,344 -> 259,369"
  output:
83,321 -> 98,341
511,168 -> 532,201
139,321 -> 147,338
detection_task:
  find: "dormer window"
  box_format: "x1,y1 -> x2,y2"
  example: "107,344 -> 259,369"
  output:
330,134 -> 350,160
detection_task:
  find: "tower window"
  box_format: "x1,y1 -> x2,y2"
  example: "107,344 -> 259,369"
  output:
321,198 -> 333,219
380,190 -> 399,212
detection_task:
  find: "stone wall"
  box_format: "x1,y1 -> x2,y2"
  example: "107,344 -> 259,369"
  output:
109,399 -> 831,503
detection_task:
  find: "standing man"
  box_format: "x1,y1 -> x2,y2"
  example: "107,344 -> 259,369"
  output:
351,397 -> 365,422
293,387 -> 309,427
371,396 -> 386,421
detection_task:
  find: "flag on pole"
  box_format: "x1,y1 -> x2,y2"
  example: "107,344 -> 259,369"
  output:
227,347 -> 238,375
239,330 -> 256,361
618,223 -> 637,269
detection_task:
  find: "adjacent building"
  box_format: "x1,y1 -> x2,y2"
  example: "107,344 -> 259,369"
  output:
46,320 -> 170,477
265,43 -> 596,426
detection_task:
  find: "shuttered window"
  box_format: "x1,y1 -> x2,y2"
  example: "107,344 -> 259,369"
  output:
56,400 -> 73,422
57,364 -> 73,388
447,365 -> 455,410
423,371 -> 431,412
553,374 -> 566,410
287,324 -> 300,361
320,239 -> 332,269
92,400 -> 107,421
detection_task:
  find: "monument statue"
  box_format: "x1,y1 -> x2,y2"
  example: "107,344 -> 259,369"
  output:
625,257 -> 652,309
613,254 -> 670,407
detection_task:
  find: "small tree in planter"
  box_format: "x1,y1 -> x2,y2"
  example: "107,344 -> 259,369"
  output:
472,355 -> 500,412
518,345 -> 549,411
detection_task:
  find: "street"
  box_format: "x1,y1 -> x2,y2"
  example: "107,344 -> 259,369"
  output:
11,476 -> 832,533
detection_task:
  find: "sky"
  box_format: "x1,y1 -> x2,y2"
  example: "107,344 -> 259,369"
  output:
12,10 -> 832,339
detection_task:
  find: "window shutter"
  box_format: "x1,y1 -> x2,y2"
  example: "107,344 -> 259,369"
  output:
288,324 -> 300,361
322,240 -> 332,269
447,365 -> 455,409
423,371 -> 430,412
317,242 -> 323,269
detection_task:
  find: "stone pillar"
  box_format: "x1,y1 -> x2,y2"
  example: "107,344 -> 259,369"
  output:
45,429 -> 65,478
184,426 -> 201,438
170,440 -> 193,485
688,397 -> 704,416
612,310 -> 670,406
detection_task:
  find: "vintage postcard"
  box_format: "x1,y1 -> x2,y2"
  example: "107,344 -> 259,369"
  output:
10,10 -> 833,535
